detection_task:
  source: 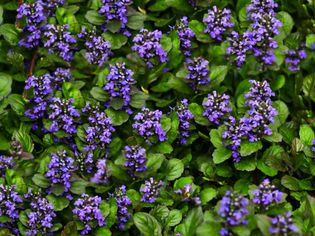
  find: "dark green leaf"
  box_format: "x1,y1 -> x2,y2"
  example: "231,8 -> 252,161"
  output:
133,212 -> 162,236
165,158 -> 184,181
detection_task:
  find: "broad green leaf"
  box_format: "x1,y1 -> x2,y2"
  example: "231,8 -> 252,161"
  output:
127,13 -> 146,30
165,158 -> 184,181
281,175 -> 301,191
210,65 -> 228,85
166,209 -> 182,227
299,124 -> 314,146
212,147 -> 232,164
200,188 -> 216,204
240,141 -> 262,157
302,73 -> 315,102
276,11 -> 294,40
234,157 -> 257,171
0,24 -> 18,45
90,87 -> 108,102
103,32 -> 127,50
32,174 -> 50,188
210,128 -> 224,148
188,20 -> 211,43
46,195 -> 70,211
61,222 -> 77,236
0,73 -> 12,99
105,109 -> 129,126
85,10 -> 105,25
133,212 -> 162,236
179,207 -> 204,236
146,153 -> 165,173
95,227 -> 112,236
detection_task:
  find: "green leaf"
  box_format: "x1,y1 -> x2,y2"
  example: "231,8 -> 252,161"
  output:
210,65 -> 228,85
90,87 -> 108,102
306,34 -> 315,49
213,147 -> 232,164
179,207 -> 204,236
46,195 -> 70,211
188,20 -> 211,43
13,129 -> 34,153
7,94 -> 25,115
160,35 -> 172,53
146,153 -> 165,173
0,73 -> 12,99
103,32 -> 127,50
165,0 -> 192,11
149,0 -> 169,11
85,10 -> 105,25
299,124 -> 314,146
302,73 -> 315,102
0,133 -> 10,150
200,188 -> 216,204
61,222 -> 77,236
270,75 -> 285,91
240,141 -> 262,157
281,175 -> 301,191
19,211 -> 29,227
174,176 -> 193,189
276,11 -> 294,40
165,158 -> 184,181
210,129 -> 224,148
234,157 -> 257,171
166,209 -> 182,227
133,212 -> 162,236
95,227 -> 112,236
256,214 -> 271,236
70,180 -> 88,195
0,6 -> 3,25
127,13 -> 146,30
32,174 -> 50,188
105,109 -> 129,126
196,221 -> 221,236
257,159 -> 278,177
153,142 -> 173,154
0,24 -> 19,45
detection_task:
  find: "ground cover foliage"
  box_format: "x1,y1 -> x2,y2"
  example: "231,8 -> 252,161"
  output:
0,0 -> 315,235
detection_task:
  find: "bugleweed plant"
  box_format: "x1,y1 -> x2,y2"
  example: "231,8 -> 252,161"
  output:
0,0 -> 315,235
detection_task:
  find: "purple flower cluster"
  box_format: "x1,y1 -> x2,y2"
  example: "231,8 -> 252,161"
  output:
115,185 -> 132,229
186,57 -> 210,88
227,0 -> 282,66
285,48 -> 307,71
222,116 -> 251,162
218,190 -> 249,236
78,28 -> 112,66
140,178 -> 163,203
43,24 -> 77,61
98,0 -> 131,35
174,16 -> 195,56
73,194 -> 106,235
227,31 -> 255,67
42,0 -> 64,10
252,179 -> 283,210
202,91 -> 232,125
132,29 -> 168,68
247,0 -> 282,65
132,107 -> 167,143
103,62 -> 135,112
269,212 -> 298,235
245,80 -> 278,142
91,159 -> 110,184
203,6 -> 234,41
0,185 -> 22,220
176,99 -> 194,144
0,155 -> 14,176
24,191 -> 56,236
223,80 -> 277,162
45,151 -> 75,195
24,68 -> 71,119
82,104 -> 115,151
174,184 -> 201,205
48,97 -> 80,135
17,1 -> 46,48
74,149 -> 94,174
124,145 -> 147,176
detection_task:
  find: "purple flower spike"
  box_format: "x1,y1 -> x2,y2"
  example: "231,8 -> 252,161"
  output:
0,185 -> 22,220
252,179 -> 283,210
91,159 -> 110,184
176,99 -> 194,144
202,91 -> 232,125
173,16 -> 195,57
285,48 -> 307,71
0,155 -> 14,176
186,56 -> 210,89
115,185 -> 132,229
218,190 -> 249,236
124,145 -> 147,176
203,6 -> 234,41
73,194 -> 106,235
269,212 -> 298,235
132,29 -> 168,68
132,107 -> 167,143
140,177 -> 163,203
